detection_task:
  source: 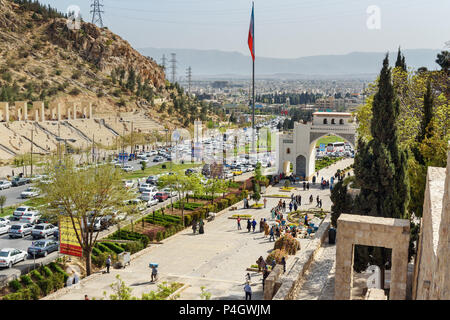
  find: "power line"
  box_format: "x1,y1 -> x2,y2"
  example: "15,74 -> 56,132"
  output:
91,0 -> 105,28
170,53 -> 177,83
186,66 -> 192,95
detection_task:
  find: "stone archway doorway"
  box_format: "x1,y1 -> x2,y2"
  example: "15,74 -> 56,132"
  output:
296,155 -> 306,177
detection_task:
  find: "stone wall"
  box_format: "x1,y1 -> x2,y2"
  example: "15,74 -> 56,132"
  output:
413,145 -> 449,300
335,214 -> 410,300
271,215 -> 331,300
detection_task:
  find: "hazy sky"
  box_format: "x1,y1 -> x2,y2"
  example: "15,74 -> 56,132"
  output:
39,0 -> 449,59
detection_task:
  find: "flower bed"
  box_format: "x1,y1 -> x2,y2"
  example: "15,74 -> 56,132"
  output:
172,202 -> 204,211
263,194 -> 291,199
251,204 -> 264,209
1,261 -> 68,300
229,214 -> 253,219
280,187 -> 295,192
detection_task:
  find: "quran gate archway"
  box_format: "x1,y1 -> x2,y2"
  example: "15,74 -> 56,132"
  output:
278,112 -> 356,180
335,214 -> 410,300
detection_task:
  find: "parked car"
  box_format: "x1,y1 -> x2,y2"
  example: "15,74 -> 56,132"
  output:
36,216 -> 58,225
153,156 -> 164,162
140,191 -> 156,202
27,240 -> 59,257
13,206 -> 35,220
19,212 -> 41,224
155,192 -> 169,202
122,165 -> 133,172
0,248 -> 27,268
11,177 -> 30,186
0,223 -> 10,235
123,180 -> 135,189
146,176 -> 158,185
146,198 -> 159,207
87,215 -> 113,231
20,187 -> 40,199
139,183 -> 156,193
31,224 -> 58,239
8,223 -> 33,238
161,188 -> 176,198
0,180 -> 12,190
140,158 -> 149,164
0,216 -> 12,225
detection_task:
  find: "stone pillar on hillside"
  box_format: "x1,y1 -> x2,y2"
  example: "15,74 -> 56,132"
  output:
16,101 -> 28,121
89,103 -> 93,119
67,109 -> 71,120
32,101 -> 44,122
0,102 -> 8,122
72,103 -> 78,120
57,103 -> 61,121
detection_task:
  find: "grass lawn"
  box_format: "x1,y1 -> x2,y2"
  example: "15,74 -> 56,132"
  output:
0,206 -> 15,217
0,197 -> 49,217
316,135 -> 345,147
124,162 -> 202,180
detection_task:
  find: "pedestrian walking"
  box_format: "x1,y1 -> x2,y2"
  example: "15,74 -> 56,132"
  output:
293,202 -> 298,212
306,182 -> 310,190
256,256 -> 266,272
275,226 -> 281,239
262,267 -> 270,291
252,219 -> 257,232
312,176 -> 316,185
289,202 -> 293,212
319,199 -> 322,208
244,282 -> 252,300
247,219 -> 251,232
192,220 -> 198,234
316,195 -> 320,206
105,255 -> 111,273
199,219 -> 204,234
298,195 -> 302,206
243,198 -> 248,209
264,223 -> 270,238
303,181 -> 306,190
291,193 -> 294,201
269,226 -> 275,241
263,198 -> 267,208
237,217 -> 242,230
259,218 -> 265,232
309,194 -> 313,203
281,257 -> 286,273
151,265 -> 158,282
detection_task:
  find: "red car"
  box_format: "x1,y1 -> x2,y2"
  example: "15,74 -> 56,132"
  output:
155,192 -> 169,202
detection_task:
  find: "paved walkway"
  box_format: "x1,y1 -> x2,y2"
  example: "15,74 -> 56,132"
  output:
45,159 -> 353,300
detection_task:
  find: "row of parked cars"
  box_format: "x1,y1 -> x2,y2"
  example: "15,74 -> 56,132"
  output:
0,238 -> 60,269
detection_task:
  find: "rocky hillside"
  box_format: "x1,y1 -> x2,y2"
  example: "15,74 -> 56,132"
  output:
0,0 -> 221,128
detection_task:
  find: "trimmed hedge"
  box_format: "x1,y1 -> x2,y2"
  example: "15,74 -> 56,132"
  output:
102,242 -> 125,254
20,275 -> 33,286
108,230 -> 150,247
49,262 -> 69,282
9,279 -> 22,291
30,269 -> 44,282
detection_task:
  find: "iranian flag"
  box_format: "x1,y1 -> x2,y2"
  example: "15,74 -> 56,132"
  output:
248,2 -> 255,61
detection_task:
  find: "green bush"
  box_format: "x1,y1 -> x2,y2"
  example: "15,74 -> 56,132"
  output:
20,275 -> 33,286
9,279 -> 22,292
156,231 -> 163,242
184,214 -> 192,226
92,251 -> 109,268
29,283 -> 41,300
31,269 -> 44,281
108,230 -> 150,247
102,242 -> 125,254
41,266 -> 53,277
122,241 -> 144,254
51,273 -> 65,290
92,246 -> 102,256
96,242 -> 116,255
49,262 -> 69,282
37,278 -> 53,295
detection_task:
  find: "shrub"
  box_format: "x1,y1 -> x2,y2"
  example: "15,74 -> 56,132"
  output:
92,251 -> 109,268
102,242 -> 125,254
41,266 -> 53,277
69,88 -> 81,95
241,190 -> 249,199
49,262 -> 69,282
37,278 -> 53,295
156,231 -> 163,242
31,269 -> 44,282
265,249 -> 287,265
184,214 -> 192,226
96,242 -> 115,255
20,275 -> 33,286
9,279 -> 22,292
29,284 -> 41,300
274,235 -> 300,255
122,241 -> 144,254
92,246 -> 102,256
51,273 -> 65,290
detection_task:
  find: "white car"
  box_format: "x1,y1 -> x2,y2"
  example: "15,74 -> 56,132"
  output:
140,191 -> 156,202
13,206 -> 35,220
122,165 -> 133,172
0,180 -> 12,190
19,212 -> 41,224
0,248 -> 28,269
123,180 -> 135,189
139,183 -> 155,193
146,198 -> 159,207
162,188 -> 177,198
0,223 -> 10,235
0,216 -> 12,225
140,158 -> 149,164
21,187 -> 40,199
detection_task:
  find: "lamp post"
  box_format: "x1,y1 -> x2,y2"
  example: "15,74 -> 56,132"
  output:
55,137 -> 77,159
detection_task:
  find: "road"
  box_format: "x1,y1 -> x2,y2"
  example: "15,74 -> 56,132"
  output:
0,185 -> 30,208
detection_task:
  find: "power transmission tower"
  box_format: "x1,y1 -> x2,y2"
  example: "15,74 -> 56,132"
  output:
186,66 -> 192,95
169,53 -> 177,83
90,0 -> 104,28
161,54 -> 167,71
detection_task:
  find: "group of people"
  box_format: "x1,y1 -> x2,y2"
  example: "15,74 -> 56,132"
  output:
192,219 -> 205,234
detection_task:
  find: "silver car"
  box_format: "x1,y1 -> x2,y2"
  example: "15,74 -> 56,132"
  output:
31,224 -> 58,239
0,180 -> 12,190
0,248 -> 27,268
8,223 -> 33,238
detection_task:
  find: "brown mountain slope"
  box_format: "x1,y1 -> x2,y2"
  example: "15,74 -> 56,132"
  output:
0,0 -> 220,128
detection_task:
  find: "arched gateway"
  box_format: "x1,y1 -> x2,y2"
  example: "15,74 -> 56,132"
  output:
278,112 -> 356,180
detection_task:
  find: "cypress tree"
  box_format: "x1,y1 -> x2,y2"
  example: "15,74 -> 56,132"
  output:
352,54 -> 410,287
395,47 -> 407,71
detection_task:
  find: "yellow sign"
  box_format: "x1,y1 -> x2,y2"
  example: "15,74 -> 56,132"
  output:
59,216 -> 83,257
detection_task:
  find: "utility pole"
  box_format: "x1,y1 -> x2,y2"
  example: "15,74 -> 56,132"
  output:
130,121 -> 134,157
170,53 -> 177,84
90,0 -> 104,28
58,121 -> 61,162
30,128 -> 33,177
92,134 -> 95,164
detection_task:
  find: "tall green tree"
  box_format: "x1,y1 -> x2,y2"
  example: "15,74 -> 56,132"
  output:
352,54 -> 410,287
395,47 -> 407,71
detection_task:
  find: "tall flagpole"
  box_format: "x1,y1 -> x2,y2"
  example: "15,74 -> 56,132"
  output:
251,2 -> 256,156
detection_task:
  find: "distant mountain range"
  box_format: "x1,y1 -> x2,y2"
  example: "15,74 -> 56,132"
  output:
138,47 -> 442,79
